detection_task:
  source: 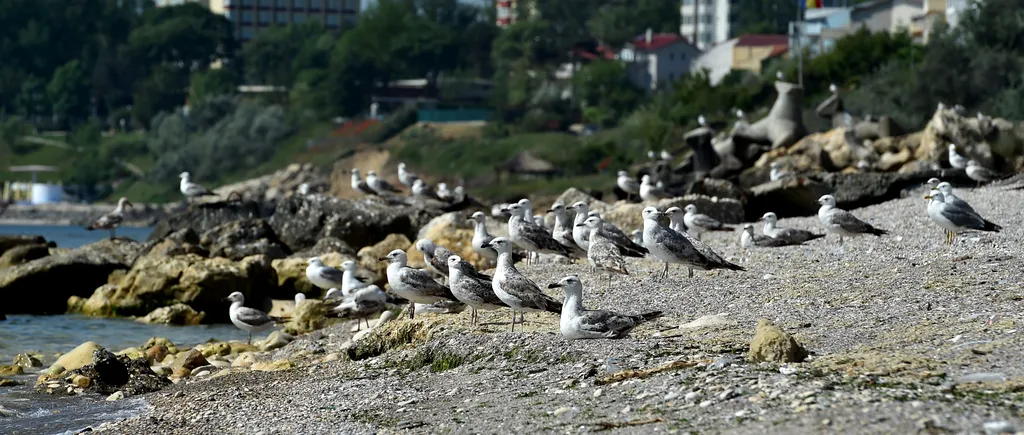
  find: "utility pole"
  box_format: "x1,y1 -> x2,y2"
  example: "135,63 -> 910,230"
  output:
795,1 -> 804,88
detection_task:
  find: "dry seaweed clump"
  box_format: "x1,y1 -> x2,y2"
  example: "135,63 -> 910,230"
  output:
345,318 -> 436,361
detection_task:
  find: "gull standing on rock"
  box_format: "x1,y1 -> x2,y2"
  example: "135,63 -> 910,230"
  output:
306,257 -> 346,291
415,239 -> 454,283
682,204 -> 731,240
506,203 -> 571,262
760,212 -> 825,244
468,211 -> 497,264
585,210 -> 648,257
549,275 -> 662,340
381,249 -> 460,319
366,170 -> 401,195
769,162 -> 793,181
412,179 -> 441,201
350,169 -> 378,196
179,172 -> 216,203
548,202 -> 587,258
436,183 -> 453,202
614,169 -> 638,200
640,175 -> 672,202
397,163 -> 419,187
966,160 -> 1007,187
579,216 -> 629,277
948,144 -> 969,170
925,191 -> 1001,245
482,237 -> 561,332
816,195 -> 888,246
447,255 -> 507,326
86,197 -> 133,239
225,292 -> 288,345
642,207 -> 745,278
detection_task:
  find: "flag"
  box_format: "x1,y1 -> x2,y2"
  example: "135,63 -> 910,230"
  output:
802,0 -> 823,9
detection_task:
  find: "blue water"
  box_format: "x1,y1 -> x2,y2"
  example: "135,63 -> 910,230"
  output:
0,224 -> 153,249
0,226 -> 252,434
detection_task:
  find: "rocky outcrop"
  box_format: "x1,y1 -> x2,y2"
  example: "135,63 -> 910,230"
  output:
0,235 -> 49,257
142,228 -> 210,258
199,218 -> 290,260
137,303 -> 206,325
214,163 -> 329,203
270,194 -> 437,252
0,243 -> 50,268
927,107 -> 1024,171
147,200 -> 272,243
0,240 -> 144,314
38,348 -> 170,396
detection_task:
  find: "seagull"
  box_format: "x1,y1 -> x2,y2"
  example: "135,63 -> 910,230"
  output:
697,115 -> 707,127
506,202 -> 571,262
829,83 -> 838,94
966,160 -> 1007,187
294,292 -> 307,307
769,162 -> 793,181
381,249 -> 460,319
664,206 -> 688,233
735,109 -> 746,121
663,207 -> 744,277
436,183 -> 453,202
776,71 -> 785,81
682,204 -> 731,240
640,175 -> 672,202
927,177 -> 941,190
415,239 -> 454,282
925,191 -> 1001,245
518,198 -> 535,222
760,212 -> 825,244
86,197 -> 133,239
366,170 -> 401,195
816,195 -> 888,246
397,162 -> 419,187
948,144 -> 969,170
482,237 -> 561,332
584,210 -> 647,257
297,183 -> 311,196
932,182 -> 982,220
412,179 -> 441,200
306,257 -> 345,291
452,186 -> 467,203
446,255 -> 507,326
179,172 -> 216,203
549,275 -> 662,340
225,291 -> 287,345
468,211 -> 497,263
350,169 -> 378,196
660,150 -> 672,161
579,215 -> 629,277
741,224 -> 798,250
327,285 -> 388,330
641,207 -> 745,279
338,260 -> 370,294
547,202 -> 587,258
532,215 -> 548,233
631,229 -> 643,246
616,171 -> 640,201
569,201 -> 592,251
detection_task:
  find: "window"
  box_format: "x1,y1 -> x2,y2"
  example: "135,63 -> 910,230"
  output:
346,0 -> 359,10
668,53 -> 674,60
327,0 -> 340,8
682,0 -> 694,4
241,27 -> 255,39
277,0 -> 288,7
259,0 -> 272,6
701,14 -> 713,24
259,11 -> 271,23
294,12 -> 306,22
309,0 -> 321,11
327,14 -> 340,26
241,11 -> 254,23
240,0 -> 253,5
292,0 -> 304,8
276,13 -> 288,23
682,16 -> 694,24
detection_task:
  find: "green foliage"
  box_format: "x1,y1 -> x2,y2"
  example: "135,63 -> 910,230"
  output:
733,0 -> 799,36
587,0 -> 680,47
189,68 -> 241,104
46,60 -> 92,125
574,60 -> 643,127
362,103 -> 419,144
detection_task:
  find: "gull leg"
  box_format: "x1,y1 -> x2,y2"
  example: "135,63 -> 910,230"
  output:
510,312 -> 516,332
409,304 -> 415,320
688,267 -> 694,278
247,332 -> 252,346
661,262 -> 668,280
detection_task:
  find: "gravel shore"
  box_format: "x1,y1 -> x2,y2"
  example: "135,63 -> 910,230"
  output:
95,184 -> 1024,434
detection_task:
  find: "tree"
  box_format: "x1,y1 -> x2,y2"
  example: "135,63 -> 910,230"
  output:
573,60 -> 643,126
733,0 -> 799,36
587,0 -> 679,47
242,21 -> 330,87
47,60 -> 92,126
189,68 -> 240,103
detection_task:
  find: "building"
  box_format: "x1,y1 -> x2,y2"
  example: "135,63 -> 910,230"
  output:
679,0 -> 739,50
156,0 -> 360,42
620,31 -> 702,92
731,34 -> 788,74
690,37 -> 738,85
496,0 -> 536,28
790,0 -> 929,57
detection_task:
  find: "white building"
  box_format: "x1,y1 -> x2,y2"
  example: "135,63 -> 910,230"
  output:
680,0 -> 739,50
620,31 -> 702,92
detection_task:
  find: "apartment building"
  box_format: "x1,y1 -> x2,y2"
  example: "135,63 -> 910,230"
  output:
156,0 -> 360,42
679,0 -> 739,50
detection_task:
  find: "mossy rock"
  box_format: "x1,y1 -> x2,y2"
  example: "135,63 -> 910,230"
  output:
345,318 -> 436,361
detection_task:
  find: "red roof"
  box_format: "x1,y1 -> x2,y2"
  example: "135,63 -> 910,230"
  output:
767,45 -> 789,57
574,45 -> 616,60
735,34 -> 789,47
632,33 -> 691,51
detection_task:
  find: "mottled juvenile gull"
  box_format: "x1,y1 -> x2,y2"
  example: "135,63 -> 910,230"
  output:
664,207 -> 745,277
616,171 -> 640,200
966,160 -> 1007,186
366,170 -> 401,195
948,144 -> 969,170
381,249 -> 460,319
86,197 -> 133,239
415,239 -> 454,282
549,275 -> 662,340
350,169 -> 378,196
816,195 -> 888,246
642,207 -> 745,278
482,237 -> 561,332
682,204 -> 730,240
447,255 -> 507,326
760,212 -> 824,244
179,172 -> 216,203
640,175 -> 672,202
925,191 -> 1001,245
225,291 -> 287,345
506,203 -> 570,261
306,257 -> 345,290
579,215 -> 629,277
548,202 -> 587,258
469,211 -> 497,263
741,224 -> 799,249
585,210 -> 647,257
397,162 -> 419,187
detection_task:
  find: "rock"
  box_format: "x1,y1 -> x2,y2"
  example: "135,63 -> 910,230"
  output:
357,234 -> 412,281
142,228 -> 209,258
0,378 -> 19,387
291,236 -> 356,259
271,251 -> 359,298
0,240 -> 144,314
53,342 -> 104,372
215,163 -> 328,203
554,188 -> 603,211
0,365 -> 23,376
876,147 -> 912,172
172,350 -> 210,378
137,303 -> 205,325
13,353 -> 42,368
746,170 -> 942,219
0,243 -> 50,268
261,330 -> 295,351
199,218 -> 290,260
143,337 -> 179,355
115,347 -> 146,361
91,349 -> 130,386
269,194 -> 437,252
106,391 -> 124,401
66,284 -> 119,317
197,342 -> 232,358
231,352 -> 258,368
147,200 -> 272,243
251,359 -> 294,372
78,253 -> 276,321
747,319 -> 808,363
227,341 -> 258,354
0,235 -> 49,258
406,212 -> 486,270
681,314 -> 737,329
42,349 -> 170,396
285,297 -> 329,335
71,374 -> 91,388
926,106 -> 1023,170
145,345 -> 169,364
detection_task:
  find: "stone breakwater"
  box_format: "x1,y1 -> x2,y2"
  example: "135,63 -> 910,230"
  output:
0,202 -> 171,227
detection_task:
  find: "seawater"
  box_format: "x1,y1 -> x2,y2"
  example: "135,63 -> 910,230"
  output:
0,225 -> 250,433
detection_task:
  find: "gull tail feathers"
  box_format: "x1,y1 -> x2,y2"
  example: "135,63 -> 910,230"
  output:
543,297 -> 562,314
806,233 -> 826,242
982,219 -> 1002,232
637,311 -> 664,323
868,226 -> 888,237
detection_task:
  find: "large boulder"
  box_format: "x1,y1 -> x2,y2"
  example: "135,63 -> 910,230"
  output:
925,106 -> 1024,171
0,243 -> 51,268
269,194 -> 437,252
359,234 -> 413,282
39,348 -> 170,396
142,228 -> 210,258
271,251 -> 358,298
746,170 -> 942,219
0,240 -> 143,314
199,218 -> 290,260
0,235 -> 49,258
136,303 -> 205,325
147,200 -> 273,242
72,253 -> 276,321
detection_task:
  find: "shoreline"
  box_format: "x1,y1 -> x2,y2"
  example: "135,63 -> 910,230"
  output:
0,218 -> 152,228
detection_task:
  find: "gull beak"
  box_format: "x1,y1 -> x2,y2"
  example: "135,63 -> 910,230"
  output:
377,256 -> 388,262
547,283 -> 563,289
924,195 -> 933,200
221,296 -> 231,302
480,242 -> 491,249
575,223 -> 584,227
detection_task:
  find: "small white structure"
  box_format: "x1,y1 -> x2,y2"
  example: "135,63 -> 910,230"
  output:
8,165 -> 64,205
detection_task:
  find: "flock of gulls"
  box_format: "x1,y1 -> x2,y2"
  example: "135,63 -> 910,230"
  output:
79,147 -> 1014,343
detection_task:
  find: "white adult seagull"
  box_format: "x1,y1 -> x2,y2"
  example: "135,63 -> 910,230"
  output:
179,172 -> 216,203
225,291 -> 287,345
549,275 -> 661,340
